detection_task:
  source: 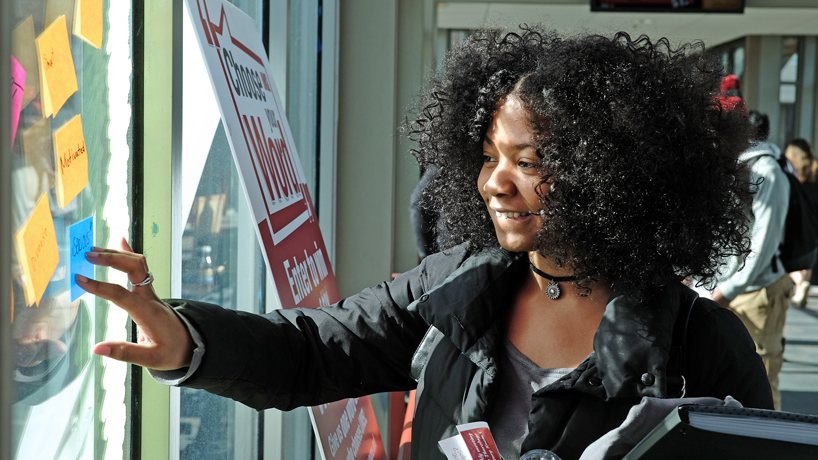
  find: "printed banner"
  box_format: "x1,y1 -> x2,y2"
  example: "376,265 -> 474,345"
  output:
182,1 -> 385,459
183,0 -> 338,310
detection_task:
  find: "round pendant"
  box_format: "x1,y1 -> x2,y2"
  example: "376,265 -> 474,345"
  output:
545,280 -> 561,300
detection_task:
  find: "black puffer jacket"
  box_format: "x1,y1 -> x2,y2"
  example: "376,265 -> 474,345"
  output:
170,244 -> 773,460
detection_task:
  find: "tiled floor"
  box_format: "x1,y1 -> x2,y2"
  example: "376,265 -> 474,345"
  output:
780,289 -> 818,416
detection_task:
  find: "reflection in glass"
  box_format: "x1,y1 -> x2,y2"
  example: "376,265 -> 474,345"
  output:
732,47 -> 744,82
9,1 -> 134,459
180,2 -> 265,454
178,124 -> 264,460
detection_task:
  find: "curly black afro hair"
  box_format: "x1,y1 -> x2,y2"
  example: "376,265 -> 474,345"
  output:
408,25 -> 754,301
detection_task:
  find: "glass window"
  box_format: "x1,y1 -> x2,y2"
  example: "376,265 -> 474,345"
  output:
711,38 -> 745,84
437,29 -> 473,69
780,37 -> 800,145
178,4 -> 265,459
287,1 -> 320,195
733,47 -> 745,82
8,1 -> 135,459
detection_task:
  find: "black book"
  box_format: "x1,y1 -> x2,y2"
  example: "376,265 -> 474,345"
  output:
623,405 -> 818,460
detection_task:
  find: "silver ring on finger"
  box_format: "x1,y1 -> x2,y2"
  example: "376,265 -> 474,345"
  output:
130,271 -> 154,288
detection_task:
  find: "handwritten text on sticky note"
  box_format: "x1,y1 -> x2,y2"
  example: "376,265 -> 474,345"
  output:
69,216 -> 94,301
53,114 -> 88,208
36,15 -> 78,117
11,55 -> 26,147
15,195 -> 60,306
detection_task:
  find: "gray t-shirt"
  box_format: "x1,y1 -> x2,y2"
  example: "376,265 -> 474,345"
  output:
488,338 -> 573,460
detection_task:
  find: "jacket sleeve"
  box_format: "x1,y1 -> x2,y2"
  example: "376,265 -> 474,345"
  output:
685,299 -> 775,410
165,246 -> 471,411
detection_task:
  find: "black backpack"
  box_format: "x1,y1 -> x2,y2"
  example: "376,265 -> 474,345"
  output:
773,156 -> 818,272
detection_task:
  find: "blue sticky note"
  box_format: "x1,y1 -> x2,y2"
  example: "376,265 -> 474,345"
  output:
69,216 -> 94,301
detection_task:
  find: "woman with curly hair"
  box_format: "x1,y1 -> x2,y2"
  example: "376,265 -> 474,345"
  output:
786,138 -> 818,307
79,26 -> 773,460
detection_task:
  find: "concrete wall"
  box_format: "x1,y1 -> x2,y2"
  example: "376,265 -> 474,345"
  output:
335,1 -> 437,296
744,35 -> 783,145
336,1 -> 398,296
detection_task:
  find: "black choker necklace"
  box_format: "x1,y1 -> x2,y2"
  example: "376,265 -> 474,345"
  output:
529,263 -> 582,300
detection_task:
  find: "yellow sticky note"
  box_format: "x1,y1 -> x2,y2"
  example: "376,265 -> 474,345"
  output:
15,195 -> 60,307
12,16 -> 40,110
53,114 -> 88,208
22,116 -> 55,196
73,0 -> 103,49
36,15 -> 78,117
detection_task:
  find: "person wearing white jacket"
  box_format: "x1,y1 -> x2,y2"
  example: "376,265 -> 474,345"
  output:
711,110 -> 792,410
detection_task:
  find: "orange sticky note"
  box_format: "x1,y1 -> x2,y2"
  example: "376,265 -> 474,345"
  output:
74,0 -> 103,49
53,114 -> 88,208
12,16 -> 40,110
35,15 -> 78,117
14,195 -> 60,307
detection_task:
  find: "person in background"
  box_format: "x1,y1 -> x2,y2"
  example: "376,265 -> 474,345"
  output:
711,110 -> 793,410
409,164 -> 441,261
79,27 -> 774,460
785,138 -> 818,307
717,74 -> 747,116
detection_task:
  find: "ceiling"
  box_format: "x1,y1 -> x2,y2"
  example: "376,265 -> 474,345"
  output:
437,3 -> 818,47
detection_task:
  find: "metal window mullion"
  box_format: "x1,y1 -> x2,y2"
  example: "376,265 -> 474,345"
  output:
141,0 -> 183,459
0,0 -> 12,457
168,0 -> 185,458
318,0 -> 339,268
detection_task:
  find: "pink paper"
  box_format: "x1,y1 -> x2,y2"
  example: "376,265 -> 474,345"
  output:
11,55 -> 26,148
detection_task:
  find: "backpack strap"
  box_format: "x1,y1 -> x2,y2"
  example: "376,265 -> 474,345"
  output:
666,290 -> 697,398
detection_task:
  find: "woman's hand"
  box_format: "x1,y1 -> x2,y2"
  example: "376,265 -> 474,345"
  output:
78,237 -> 195,371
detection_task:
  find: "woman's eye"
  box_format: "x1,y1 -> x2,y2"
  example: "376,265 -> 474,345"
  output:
519,161 -> 537,169
483,154 -> 496,163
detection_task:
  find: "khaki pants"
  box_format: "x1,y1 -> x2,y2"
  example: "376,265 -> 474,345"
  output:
728,274 -> 794,410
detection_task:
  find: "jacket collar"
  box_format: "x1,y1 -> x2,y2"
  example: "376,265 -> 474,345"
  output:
414,248 -> 525,356
593,283 -> 684,398
414,248 -> 689,398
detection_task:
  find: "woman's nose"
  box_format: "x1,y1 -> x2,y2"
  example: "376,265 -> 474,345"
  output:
483,161 -> 516,196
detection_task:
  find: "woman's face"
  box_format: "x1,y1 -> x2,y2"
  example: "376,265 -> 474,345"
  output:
785,145 -> 810,180
478,96 -> 547,252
